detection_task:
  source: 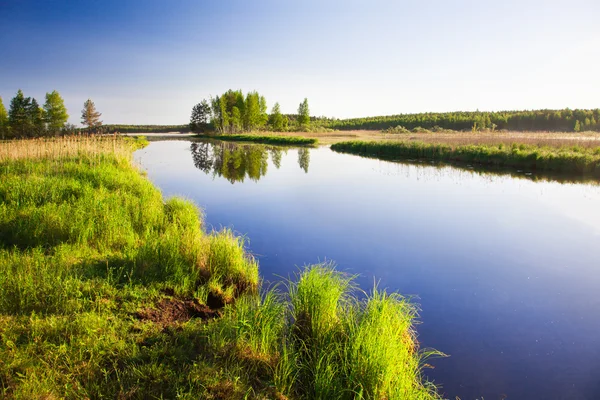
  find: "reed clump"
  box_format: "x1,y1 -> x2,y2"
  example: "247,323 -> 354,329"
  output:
0,136 -> 439,399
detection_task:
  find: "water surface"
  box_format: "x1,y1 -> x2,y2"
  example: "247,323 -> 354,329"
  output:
135,140 -> 600,400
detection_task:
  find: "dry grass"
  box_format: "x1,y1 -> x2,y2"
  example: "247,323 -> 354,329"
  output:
0,135 -> 145,161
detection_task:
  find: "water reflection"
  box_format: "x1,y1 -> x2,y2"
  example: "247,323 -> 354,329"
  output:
190,141 -> 310,183
335,152 -> 600,185
298,148 -> 310,173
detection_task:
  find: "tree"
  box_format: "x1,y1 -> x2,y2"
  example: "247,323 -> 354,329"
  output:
244,91 -> 262,131
0,96 -> 7,139
189,100 -> 211,132
29,98 -> 45,136
231,106 -> 243,132
297,98 -> 310,126
269,102 -> 286,131
43,90 -> 69,134
81,99 -> 102,130
259,95 -> 268,126
8,90 -> 34,138
574,120 -> 581,132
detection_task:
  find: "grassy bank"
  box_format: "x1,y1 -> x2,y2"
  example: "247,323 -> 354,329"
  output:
331,140 -> 600,177
204,133 -> 318,146
0,136 -> 439,399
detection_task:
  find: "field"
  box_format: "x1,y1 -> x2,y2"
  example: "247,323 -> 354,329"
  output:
0,136 -> 439,399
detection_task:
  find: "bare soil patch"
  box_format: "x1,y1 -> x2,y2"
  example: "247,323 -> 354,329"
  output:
135,297 -> 219,325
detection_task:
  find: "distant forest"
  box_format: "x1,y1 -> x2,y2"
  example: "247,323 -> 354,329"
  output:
102,124 -> 190,133
318,109 -> 600,132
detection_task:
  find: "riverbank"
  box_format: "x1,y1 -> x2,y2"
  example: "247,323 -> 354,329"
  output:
331,140 -> 600,177
0,136 -> 439,399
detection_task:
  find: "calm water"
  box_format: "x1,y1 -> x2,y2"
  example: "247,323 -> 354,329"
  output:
135,140 -> 600,400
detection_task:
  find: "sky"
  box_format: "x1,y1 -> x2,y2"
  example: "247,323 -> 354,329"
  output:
0,0 -> 599,125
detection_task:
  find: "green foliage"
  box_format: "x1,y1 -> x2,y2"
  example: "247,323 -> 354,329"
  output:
206,91 -> 314,133
331,140 -> 600,176
269,102 -> 286,131
0,96 -> 8,139
189,100 -> 211,132
207,90 -> 270,133
320,108 -> 600,132
382,125 -> 411,134
298,98 -> 311,126
243,91 -> 263,131
81,98 -> 102,129
43,90 -> 69,133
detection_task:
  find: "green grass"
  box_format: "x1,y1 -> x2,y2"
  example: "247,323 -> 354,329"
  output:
204,133 -> 318,146
0,136 -> 440,399
331,140 -> 600,177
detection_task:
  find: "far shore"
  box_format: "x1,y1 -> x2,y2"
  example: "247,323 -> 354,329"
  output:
121,129 -> 600,146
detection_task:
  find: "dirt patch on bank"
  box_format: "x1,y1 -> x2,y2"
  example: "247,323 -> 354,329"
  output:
135,297 -> 219,325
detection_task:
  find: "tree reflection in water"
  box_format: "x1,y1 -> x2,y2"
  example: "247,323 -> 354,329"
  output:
190,141 -> 310,183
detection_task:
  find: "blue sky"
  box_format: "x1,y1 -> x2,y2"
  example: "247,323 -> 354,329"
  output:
1,0 -> 598,125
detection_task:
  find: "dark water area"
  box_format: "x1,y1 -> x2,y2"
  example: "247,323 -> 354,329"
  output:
135,140 -> 600,400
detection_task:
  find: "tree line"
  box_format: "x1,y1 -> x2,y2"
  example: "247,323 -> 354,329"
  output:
0,89 -> 104,139
102,124 -> 190,134
189,90 -> 311,133
317,109 -> 600,132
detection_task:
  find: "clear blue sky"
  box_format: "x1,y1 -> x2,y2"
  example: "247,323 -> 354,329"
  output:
1,0 -> 598,125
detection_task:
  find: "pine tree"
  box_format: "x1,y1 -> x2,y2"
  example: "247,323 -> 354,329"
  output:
81,99 -> 102,130
29,98 -> 45,136
297,98 -> 310,126
8,89 -> 33,138
0,96 -> 8,139
574,120 -> 581,132
43,90 -> 69,134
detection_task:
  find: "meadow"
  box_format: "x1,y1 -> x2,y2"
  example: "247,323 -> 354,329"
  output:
0,136 -> 439,399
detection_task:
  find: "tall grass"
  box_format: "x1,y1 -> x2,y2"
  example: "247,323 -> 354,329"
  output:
0,136 -> 440,399
331,140 -> 600,177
